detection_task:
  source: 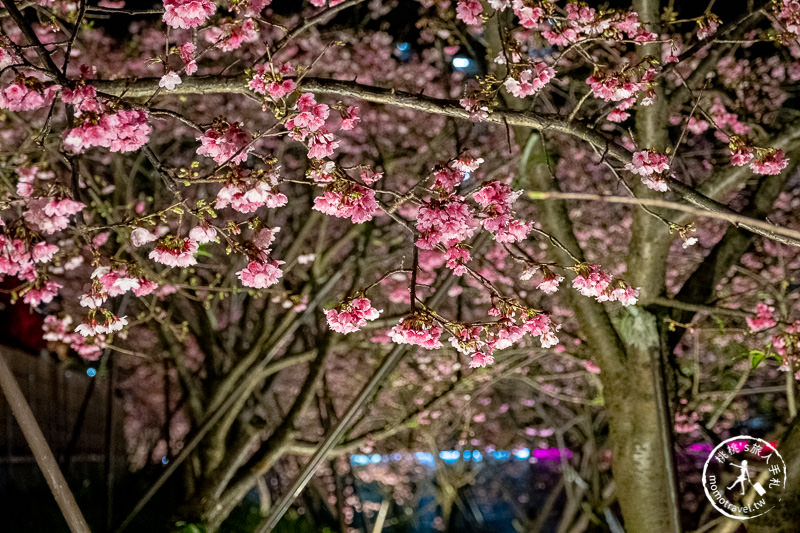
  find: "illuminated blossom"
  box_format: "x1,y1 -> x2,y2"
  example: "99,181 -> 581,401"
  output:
159,71 -> 182,91
237,260 -> 283,289
389,315 -> 443,349
326,297 -> 382,333
197,122 -> 253,165
162,0 -> 216,29
747,303 -> 777,332
749,149 -> 789,175
149,237 -> 199,267
626,150 -> 670,176
456,0 -> 483,25
504,62 -> 555,98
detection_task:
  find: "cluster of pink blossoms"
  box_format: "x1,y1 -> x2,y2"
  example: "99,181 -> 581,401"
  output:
249,62 -> 297,100
1,235 -> 55,288
587,66 -> 656,105
509,0 -> 544,28
696,13 -> 721,40
520,265 -> 565,295
313,183 -> 378,224
538,5 -> 655,46
23,197 -> 86,235
326,297 -> 382,334
179,42 -> 198,75
22,280 -> 62,306
731,148 -> 790,176
472,181 -> 532,243
443,246 -> 471,276
197,122 -> 253,165
215,168 -> 287,213
79,266 -> 157,311
456,0 -> 483,25
206,18 -> 258,52
285,93 -> 341,160
74,312 -> 128,337
415,195 -> 476,250
572,264 -> 639,306
238,260 -> 283,289
389,314 -> 443,349
450,326 -> 493,368
776,0 -> 800,37
626,149 -> 670,191
450,305 -> 561,368
237,227 -> 284,289
0,77 -> 60,111
149,236 -> 199,267
746,303 -> 777,332
43,315 -> 105,360
504,62 -> 556,98
162,0 -> 216,29
62,86 -> 151,154
771,322 -> 800,376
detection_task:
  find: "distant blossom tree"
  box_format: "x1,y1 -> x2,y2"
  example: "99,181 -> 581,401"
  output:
2,0 -> 800,531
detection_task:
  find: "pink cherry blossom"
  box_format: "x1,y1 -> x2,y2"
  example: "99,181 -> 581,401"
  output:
747,303 -> 777,332
339,106 -> 360,130
536,272 -> 564,294
131,227 -> 158,247
133,278 -> 159,297
23,197 -> 85,234
196,122 -> 253,165
749,149 -> 789,175
312,184 -> 378,223
473,181 -> 531,243
572,264 -> 612,298
149,237 -> 199,267
162,0 -> 216,29
206,19 -> 258,52
179,42 -> 198,75
443,246 -> 471,276
237,259 -> 284,289
627,150 -> 670,176
469,352 -> 494,368
23,280 -> 62,306
730,148 -> 754,167
189,225 -> 217,243
610,285 -> 639,306
503,62 -> 555,98
31,242 -> 58,263
159,71 -> 182,91
389,316 -> 443,349
415,195 -> 476,249
513,1 -> 544,28
326,297 -> 382,333
456,0 -> 483,26
0,79 -> 60,111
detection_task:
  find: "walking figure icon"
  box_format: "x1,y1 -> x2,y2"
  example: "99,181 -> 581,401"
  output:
727,460 -> 751,495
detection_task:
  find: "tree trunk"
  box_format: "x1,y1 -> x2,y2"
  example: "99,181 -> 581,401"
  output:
746,414 -> 800,532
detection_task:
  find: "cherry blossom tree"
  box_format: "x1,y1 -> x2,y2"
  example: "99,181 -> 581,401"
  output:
2,0 -> 800,531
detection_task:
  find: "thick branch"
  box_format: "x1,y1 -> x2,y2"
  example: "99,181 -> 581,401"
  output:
89,75 -> 800,247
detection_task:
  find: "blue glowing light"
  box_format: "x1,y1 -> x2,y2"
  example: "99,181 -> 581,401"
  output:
370,454 -> 382,464
439,450 -> 460,464
396,42 -> 411,52
452,57 -> 471,69
415,452 -> 435,467
86,368 -> 96,377
351,454 -> 369,466
512,448 -> 531,460
161,456 -> 169,465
